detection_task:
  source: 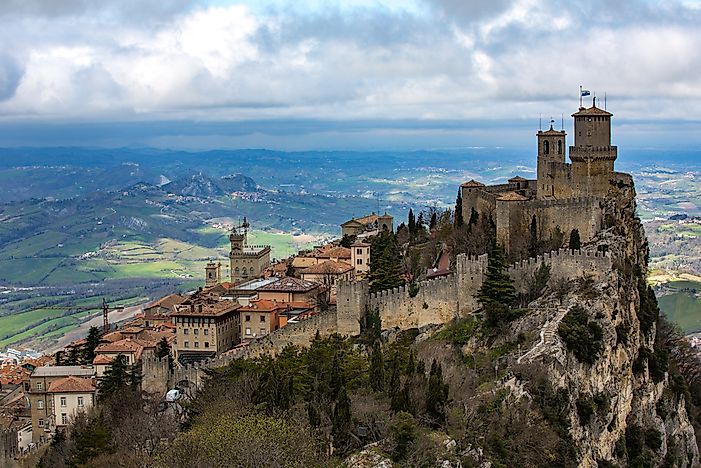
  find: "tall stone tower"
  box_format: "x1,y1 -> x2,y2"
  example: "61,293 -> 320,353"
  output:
228,219 -> 271,285
569,99 -> 617,197
536,124 -> 567,199
205,261 -> 221,287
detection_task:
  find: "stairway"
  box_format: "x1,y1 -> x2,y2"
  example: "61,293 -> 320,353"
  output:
517,307 -> 568,364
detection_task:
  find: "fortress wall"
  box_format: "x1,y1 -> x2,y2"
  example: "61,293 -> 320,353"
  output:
461,188 -> 497,226
337,280 -> 369,336
456,253 -> 489,314
507,248 -> 612,294
369,275 -> 459,329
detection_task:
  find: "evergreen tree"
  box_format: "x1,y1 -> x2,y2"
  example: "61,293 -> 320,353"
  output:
569,228 -> 581,251
416,212 -> 425,234
429,212 -> 437,230
97,354 -> 132,401
408,209 -> 416,237
477,241 -> 516,308
70,413 -> 112,464
387,350 -> 400,399
66,346 -> 81,365
425,359 -> 449,427
54,350 -> 64,366
391,380 -> 412,414
454,190 -> 464,227
528,215 -> 539,258
339,234 -> 356,248
468,207 -> 478,227
368,230 -> 404,293
83,326 -> 102,364
332,387 -> 352,453
369,342 -> 385,392
155,337 -> 174,371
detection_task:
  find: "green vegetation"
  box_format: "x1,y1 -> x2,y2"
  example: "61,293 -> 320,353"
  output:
658,292 -> 701,334
558,305 -> 604,365
369,230 -> 404,293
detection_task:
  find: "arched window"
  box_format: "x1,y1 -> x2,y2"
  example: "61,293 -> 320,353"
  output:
543,140 -> 549,154
557,140 -> 562,154
235,267 -> 240,275
242,267 -> 247,276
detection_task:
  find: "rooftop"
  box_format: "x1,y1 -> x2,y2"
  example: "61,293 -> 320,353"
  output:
172,300 -> 240,317
342,213 -> 378,227
32,366 -> 95,378
144,293 -> 186,311
302,260 -> 354,275
314,246 -> 351,259
497,191 -> 529,201
234,277 -> 280,291
258,277 -> 320,292
47,376 -> 95,393
461,179 -> 485,188
572,105 -> 612,117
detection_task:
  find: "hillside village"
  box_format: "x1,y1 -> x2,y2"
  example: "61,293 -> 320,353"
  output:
2,100 -> 701,466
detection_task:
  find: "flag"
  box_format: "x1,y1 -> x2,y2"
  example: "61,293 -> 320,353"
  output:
581,89 -> 591,97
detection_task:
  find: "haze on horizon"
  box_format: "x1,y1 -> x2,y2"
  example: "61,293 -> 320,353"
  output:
0,0 -> 700,151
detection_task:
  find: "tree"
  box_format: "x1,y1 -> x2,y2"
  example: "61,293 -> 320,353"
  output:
83,326 -> 102,364
97,354 -> 140,401
155,337 -> 174,371
569,229 -> 581,251
468,207 -> 478,226
369,342 -> 385,392
408,209 -> 416,237
477,241 -> 516,308
332,387 -> 353,453
368,230 -> 404,293
429,212 -> 437,230
425,359 -> 449,427
389,411 -> 417,461
454,190 -> 464,227
70,412 -> 113,465
339,234 -> 356,248
528,215 -> 539,258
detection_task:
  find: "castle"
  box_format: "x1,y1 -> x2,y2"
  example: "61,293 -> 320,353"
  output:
460,98 -> 620,257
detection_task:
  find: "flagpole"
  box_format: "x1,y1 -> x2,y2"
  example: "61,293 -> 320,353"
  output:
579,85 -> 582,108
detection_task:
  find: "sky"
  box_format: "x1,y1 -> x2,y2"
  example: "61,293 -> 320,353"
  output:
0,0 -> 700,150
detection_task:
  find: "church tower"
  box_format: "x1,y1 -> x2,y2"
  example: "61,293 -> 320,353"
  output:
569,97 -> 617,197
205,261 -> 221,287
536,123 -> 566,199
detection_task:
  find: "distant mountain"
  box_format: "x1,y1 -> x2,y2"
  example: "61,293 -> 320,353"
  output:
162,174 -> 226,198
219,174 -> 259,193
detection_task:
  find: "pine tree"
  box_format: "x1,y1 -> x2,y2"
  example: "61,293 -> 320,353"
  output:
429,212 -> 437,230
528,214 -> 539,258
454,190 -> 464,227
155,337 -> 174,371
369,342 -> 385,392
468,207 -> 478,226
332,387 -> 352,453
477,241 -> 516,308
83,326 -> 102,364
408,209 -> 416,237
569,228 -> 581,251
416,212 -> 424,234
425,359 -> 449,427
97,354 -> 130,401
368,230 -> 404,293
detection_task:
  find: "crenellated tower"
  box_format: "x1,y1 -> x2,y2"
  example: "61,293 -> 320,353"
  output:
536,124 -> 567,199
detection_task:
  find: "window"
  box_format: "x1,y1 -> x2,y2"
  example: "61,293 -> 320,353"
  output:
356,248 -> 362,255
245,327 -> 251,336
37,400 -> 44,409
194,329 -> 199,335
184,341 -> 189,348
183,329 -> 189,335
36,382 -> 43,391
260,328 -> 267,336
77,397 -> 84,407
60,397 -> 66,407
61,413 -> 68,425
203,328 -> 208,335
38,419 -> 44,428
543,140 -> 549,154
204,342 -> 209,348
558,140 -> 562,154
245,315 -> 251,322
194,342 -> 199,348
357,259 -> 362,265
260,315 -> 266,323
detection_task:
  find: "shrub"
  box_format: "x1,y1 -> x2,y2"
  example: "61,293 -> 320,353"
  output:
408,283 -> 420,298
435,318 -> 480,345
558,306 -> 604,365
389,411 -> 417,461
576,397 -> 595,425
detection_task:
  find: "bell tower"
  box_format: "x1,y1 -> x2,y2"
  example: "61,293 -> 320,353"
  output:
536,122 -> 566,199
205,261 -> 221,287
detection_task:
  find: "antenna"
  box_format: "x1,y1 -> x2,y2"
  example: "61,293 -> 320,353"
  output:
561,113 -> 564,130
604,92 -> 607,110
539,113 -> 542,131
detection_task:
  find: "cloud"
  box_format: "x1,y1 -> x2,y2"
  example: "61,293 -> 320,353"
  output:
0,0 -> 700,149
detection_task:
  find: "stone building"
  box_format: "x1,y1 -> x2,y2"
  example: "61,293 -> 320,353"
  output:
47,377 -> 95,431
228,223 -> 271,285
351,240 -> 371,277
172,301 -> 241,365
341,213 -> 393,237
28,366 -> 95,443
460,99 -> 617,257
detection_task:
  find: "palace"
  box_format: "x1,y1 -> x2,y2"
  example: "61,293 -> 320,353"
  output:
460,98 -> 623,257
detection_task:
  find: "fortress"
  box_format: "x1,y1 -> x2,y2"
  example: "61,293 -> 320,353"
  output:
142,98 -> 628,393
461,98 -> 620,257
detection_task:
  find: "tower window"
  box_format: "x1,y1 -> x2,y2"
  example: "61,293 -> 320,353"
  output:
557,140 -> 562,154
543,140 -> 549,154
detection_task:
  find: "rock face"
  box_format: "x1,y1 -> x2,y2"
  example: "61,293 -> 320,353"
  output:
520,176 -> 699,467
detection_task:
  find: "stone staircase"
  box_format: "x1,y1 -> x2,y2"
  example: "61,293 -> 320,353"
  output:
517,307 -> 568,364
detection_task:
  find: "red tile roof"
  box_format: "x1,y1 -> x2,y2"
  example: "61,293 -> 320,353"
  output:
301,260 -> 354,275
47,376 -> 95,393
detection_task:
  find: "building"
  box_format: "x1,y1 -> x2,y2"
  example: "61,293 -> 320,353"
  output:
205,261 -> 222,287
300,260 -> 354,301
47,377 -> 95,431
28,366 -> 95,442
92,339 -> 145,377
256,277 -> 324,305
351,240 -> 371,276
141,293 -> 186,328
341,212 -> 393,237
229,223 -> 271,284
460,98 -> 617,257
172,300 -> 241,364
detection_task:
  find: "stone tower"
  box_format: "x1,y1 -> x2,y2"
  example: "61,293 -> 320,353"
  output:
536,124 -> 567,199
205,261 -> 221,287
569,99 -> 617,197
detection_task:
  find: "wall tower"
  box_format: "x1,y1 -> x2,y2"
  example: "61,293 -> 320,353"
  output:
536,124 -> 567,199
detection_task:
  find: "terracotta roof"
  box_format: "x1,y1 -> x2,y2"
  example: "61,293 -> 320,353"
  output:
94,338 -> 144,357
302,260 -> 354,275
145,293 -> 186,311
119,327 -> 143,334
240,299 -> 290,313
540,126 -> 565,135
350,240 -> 370,247
508,176 -> 528,182
341,214 -> 378,227
47,376 -> 95,393
572,105 -> 612,117
258,277 -> 320,292
101,331 -> 124,343
92,355 -> 113,365
461,179 -> 485,187
172,300 -> 240,318
497,192 -> 529,201
315,246 -> 351,259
